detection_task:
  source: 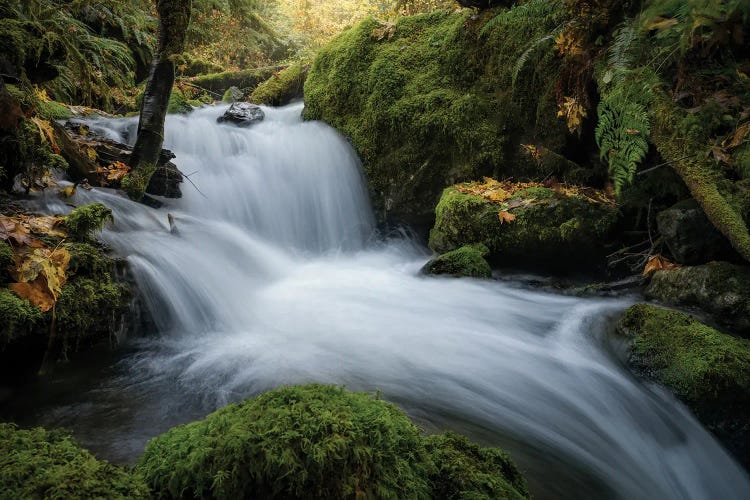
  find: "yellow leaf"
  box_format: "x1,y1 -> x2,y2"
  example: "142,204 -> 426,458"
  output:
643,254 -> 679,277
86,147 -> 98,161
60,185 -> 77,198
35,87 -> 50,103
30,117 -> 60,154
498,210 -> 516,224
726,122 -> 750,150
557,96 -> 587,134
645,17 -> 678,31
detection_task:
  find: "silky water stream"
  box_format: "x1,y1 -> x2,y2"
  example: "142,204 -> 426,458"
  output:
4,103 -> 749,499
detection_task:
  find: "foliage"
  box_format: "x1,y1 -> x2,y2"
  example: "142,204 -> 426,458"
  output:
136,384 -> 434,499
0,423 -> 150,499
422,244 -> 492,278
64,203 -> 113,241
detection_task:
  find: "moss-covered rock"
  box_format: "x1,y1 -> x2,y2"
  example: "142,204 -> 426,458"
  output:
37,100 -> 73,121
249,61 -> 308,106
0,423 -> 150,499
426,432 -> 529,500
423,244 -> 492,278
617,304 -> 750,466
645,262 -> 750,336
0,288 -> 41,347
428,186 -> 618,270
64,202 -> 113,241
303,3 -> 593,227
221,86 -> 244,103
136,384 -> 529,499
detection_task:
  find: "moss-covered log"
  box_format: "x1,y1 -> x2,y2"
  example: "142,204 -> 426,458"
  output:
249,61 -> 308,106
651,93 -> 750,263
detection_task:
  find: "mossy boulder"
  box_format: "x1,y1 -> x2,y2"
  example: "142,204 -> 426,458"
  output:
428,186 -> 618,270
303,4 -> 592,227
617,304 -> 750,466
0,423 -> 150,499
423,244 -> 492,278
249,61 -> 308,106
645,262 -> 750,336
221,86 -> 244,103
136,384 -> 529,499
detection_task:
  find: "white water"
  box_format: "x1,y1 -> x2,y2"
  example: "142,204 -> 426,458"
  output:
23,103 -> 750,498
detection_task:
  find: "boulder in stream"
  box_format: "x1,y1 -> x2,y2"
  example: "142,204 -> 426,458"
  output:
217,102 -> 265,127
617,304 -> 750,467
422,243 -> 492,278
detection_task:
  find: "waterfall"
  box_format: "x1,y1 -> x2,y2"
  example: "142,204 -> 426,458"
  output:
22,103 -> 750,499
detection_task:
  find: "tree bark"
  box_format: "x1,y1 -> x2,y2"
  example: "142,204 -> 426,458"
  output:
128,0 -> 191,199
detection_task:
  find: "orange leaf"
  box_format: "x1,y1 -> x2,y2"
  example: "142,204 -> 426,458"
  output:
10,278 -> 55,312
498,210 -> 516,224
643,254 -> 679,276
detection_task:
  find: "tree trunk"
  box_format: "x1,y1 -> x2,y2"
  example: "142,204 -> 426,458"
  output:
128,0 -> 192,200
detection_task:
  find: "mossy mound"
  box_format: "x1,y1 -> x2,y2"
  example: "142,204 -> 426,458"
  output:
0,423 -> 150,499
428,186 -> 618,270
249,61 -> 308,106
617,304 -> 750,465
63,202 -> 113,241
646,263 -> 750,336
423,244 -> 492,278
0,288 -> 42,347
136,384 -> 529,499
426,432 -> 529,500
303,3 -> 590,227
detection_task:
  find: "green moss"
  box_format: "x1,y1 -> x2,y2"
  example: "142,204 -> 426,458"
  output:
303,3 -> 575,225
136,384 -> 433,499
189,67 -> 276,94
425,432 -> 529,500
617,304 -> 750,458
249,61 -> 308,106
0,240 -> 13,277
429,187 -> 618,269
56,278 -> 127,341
64,203 -> 113,241
37,100 -> 73,121
0,423 -> 150,499
173,53 -> 223,77
515,186 -> 556,200
166,87 -> 191,114
423,244 -> 492,278
0,289 -> 41,347
122,164 -> 157,201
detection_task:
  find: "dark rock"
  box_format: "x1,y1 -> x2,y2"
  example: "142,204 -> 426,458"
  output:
422,244 -> 492,278
646,262 -> 750,336
617,304 -> 750,468
217,102 -> 265,127
53,121 -> 183,199
656,199 -> 738,264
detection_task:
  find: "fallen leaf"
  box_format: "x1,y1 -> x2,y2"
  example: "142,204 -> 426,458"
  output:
725,122 -> 750,149
11,278 -> 55,312
498,210 -> 516,224
643,254 -> 679,276
30,117 -> 60,153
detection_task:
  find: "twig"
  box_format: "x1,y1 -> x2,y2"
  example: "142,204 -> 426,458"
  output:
636,152 -> 701,176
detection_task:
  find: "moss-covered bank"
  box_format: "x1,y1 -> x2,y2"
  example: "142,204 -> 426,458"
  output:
617,304 -> 750,466
428,185 -> 618,270
0,423 -> 150,499
136,384 -> 529,499
304,3 -> 592,227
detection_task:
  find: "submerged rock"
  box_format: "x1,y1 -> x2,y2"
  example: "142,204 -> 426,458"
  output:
423,243 -> 492,278
136,384 -> 529,499
428,185 -> 618,271
656,199 -> 738,265
617,304 -> 750,466
217,102 -> 265,127
646,262 -> 750,336
0,423 -> 150,498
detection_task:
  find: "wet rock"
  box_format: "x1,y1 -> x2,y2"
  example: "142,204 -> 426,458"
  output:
645,262 -> 750,336
656,199 -> 738,265
617,304 -> 750,467
217,102 -> 265,127
422,244 -> 491,278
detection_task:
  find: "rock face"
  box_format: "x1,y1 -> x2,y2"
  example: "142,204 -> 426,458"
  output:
217,102 -> 265,127
656,199 -> 738,264
646,262 -> 750,336
428,186 -> 618,271
304,6 -> 596,228
617,304 -> 750,467
422,244 -> 492,278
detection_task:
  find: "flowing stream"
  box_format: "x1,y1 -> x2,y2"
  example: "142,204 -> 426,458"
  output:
5,103 -> 750,499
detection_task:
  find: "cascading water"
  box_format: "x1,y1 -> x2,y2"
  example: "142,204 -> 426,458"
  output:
9,103 -> 749,499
